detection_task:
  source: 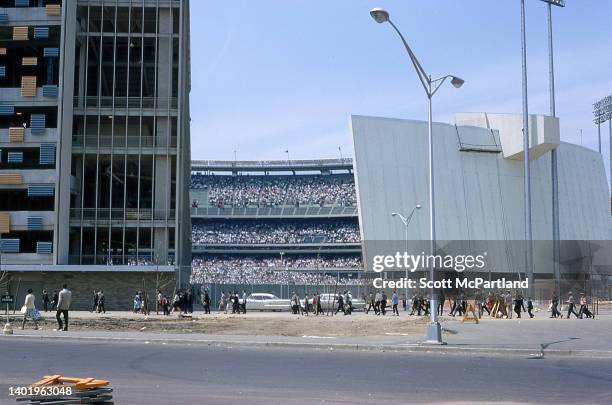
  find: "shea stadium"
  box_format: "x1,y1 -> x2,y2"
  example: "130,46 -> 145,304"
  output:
189,159 -> 365,303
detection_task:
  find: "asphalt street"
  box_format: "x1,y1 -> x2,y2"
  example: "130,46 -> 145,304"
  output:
1,339 -> 611,404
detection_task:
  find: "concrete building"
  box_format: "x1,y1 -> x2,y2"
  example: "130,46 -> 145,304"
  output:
0,0 -> 191,309
351,114 -> 612,298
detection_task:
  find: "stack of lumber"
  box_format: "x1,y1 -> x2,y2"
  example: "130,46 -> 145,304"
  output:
16,375 -> 113,404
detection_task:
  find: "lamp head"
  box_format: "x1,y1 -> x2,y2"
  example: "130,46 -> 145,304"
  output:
391,212 -> 398,217
370,8 -> 390,24
450,76 -> 465,88
416,204 -> 422,209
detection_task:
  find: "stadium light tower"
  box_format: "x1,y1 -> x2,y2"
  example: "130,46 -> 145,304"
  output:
539,0 -> 564,308
392,205 -> 422,310
519,0 -> 535,300
370,7 -> 463,344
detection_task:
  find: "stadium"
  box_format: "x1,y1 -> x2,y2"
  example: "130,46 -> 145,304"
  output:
189,159 -> 365,304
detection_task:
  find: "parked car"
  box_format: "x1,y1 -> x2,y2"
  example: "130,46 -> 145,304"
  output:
246,293 -> 291,311
314,292 -> 366,312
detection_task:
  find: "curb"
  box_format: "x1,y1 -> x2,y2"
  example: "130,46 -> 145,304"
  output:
4,333 -> 612,359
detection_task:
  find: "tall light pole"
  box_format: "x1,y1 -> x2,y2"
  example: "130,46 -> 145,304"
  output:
520,0 -> 535,300
540,0 -> 564,303
392,205 -> 422,310
593,96 -> 612,197
370,8 -> 463,344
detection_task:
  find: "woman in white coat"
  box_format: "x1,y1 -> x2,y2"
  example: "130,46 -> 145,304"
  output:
22,289 -> 40,330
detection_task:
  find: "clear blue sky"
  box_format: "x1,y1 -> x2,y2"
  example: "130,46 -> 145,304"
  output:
191,0 -> 612,177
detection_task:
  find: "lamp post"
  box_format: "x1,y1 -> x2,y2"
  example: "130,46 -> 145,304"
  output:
392,205 -> 422,310
370,8 -> 463,344
540,0 -> 565,305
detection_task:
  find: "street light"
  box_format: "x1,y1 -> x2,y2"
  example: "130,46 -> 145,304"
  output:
392,205 -> 422,310
371,7 -> 463,344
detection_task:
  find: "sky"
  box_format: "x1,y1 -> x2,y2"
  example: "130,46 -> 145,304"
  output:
190,0 -> 612,179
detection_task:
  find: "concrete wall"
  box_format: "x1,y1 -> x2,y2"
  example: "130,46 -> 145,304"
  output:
3,272 -> 176,311
350,115 -> 612,277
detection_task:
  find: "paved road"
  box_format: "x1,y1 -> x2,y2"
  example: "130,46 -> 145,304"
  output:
1,339 -> 611,404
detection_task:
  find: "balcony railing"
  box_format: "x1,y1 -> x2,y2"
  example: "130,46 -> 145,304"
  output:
190,206 -> 358,218
73,96 -> 178,110
72,135 -> 177,148
70,208 -> 176,221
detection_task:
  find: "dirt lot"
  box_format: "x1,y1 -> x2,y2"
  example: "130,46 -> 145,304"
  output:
14,312 -> 460,337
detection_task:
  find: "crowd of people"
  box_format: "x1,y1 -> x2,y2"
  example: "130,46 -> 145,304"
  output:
191,220 -> 360,245
190,256 -> 363,285
190,173 -> 357,208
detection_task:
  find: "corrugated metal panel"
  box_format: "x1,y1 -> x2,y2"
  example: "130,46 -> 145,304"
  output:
27,216 -> 43,231
27,184 -> 54,196
42,85 -> 57,97
0,105 -> 15,115
30,114 -> 45,133
45,4 -> 61,16
13,26 -> 28,41
0,15 -> 8,24
0,239 -> 20,253
0,173 -> 22,185
39,143 -> 55,165
33,27 -> 49,39
36,241 -> 53,254
22,57 -> 37,66
7,151 -> 23,163
9,127 -> 24,143
0,66 -> 5,77
15,0 -> 30,7
0,213 -> 9,234
43,47 -> 59,57
21,76 -> 36,97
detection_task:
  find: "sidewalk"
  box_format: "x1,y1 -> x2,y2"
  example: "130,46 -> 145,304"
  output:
3,312 -> 611,359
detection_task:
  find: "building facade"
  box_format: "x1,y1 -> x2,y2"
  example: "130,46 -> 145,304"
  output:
0,0 -> 191,309
351,114 -> 612,299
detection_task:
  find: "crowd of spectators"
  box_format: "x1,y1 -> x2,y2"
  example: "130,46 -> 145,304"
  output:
190,256 -> 363,285
190,173 -> 357,208
192,220 -> 360,245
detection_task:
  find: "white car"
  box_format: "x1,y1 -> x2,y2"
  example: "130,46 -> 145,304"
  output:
246,293 -> 291,311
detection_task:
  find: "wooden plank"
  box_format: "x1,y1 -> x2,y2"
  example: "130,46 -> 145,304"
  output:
33,375 -> 61,386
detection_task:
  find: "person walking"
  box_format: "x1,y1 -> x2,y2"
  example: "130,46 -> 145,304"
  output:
133,292 -> 143,314
578,294 -> 594,319
202,290 -> 211,314
550,293 -> 561,318
380,291 -> 387,316
51,290 -> 58,310
241,290 -> 247,314
365,292 -> 374,314
391,291 -> 399,316
303,294 -> 310,316
97,291 -> 106,313
438,291 -> 445,316
514,292 -> 525,319
42,289 -> 49,312
526,296 -> 534,319
374,291 -> 382,315
566,292 -> 579,319
291,292 -> 300,315
218,291 -> 226,314
91,290 -> 98,313
335,293 -> 346,315
21,289 -> 40,330
55,284 -> 71,332
504,291 -> 513,319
